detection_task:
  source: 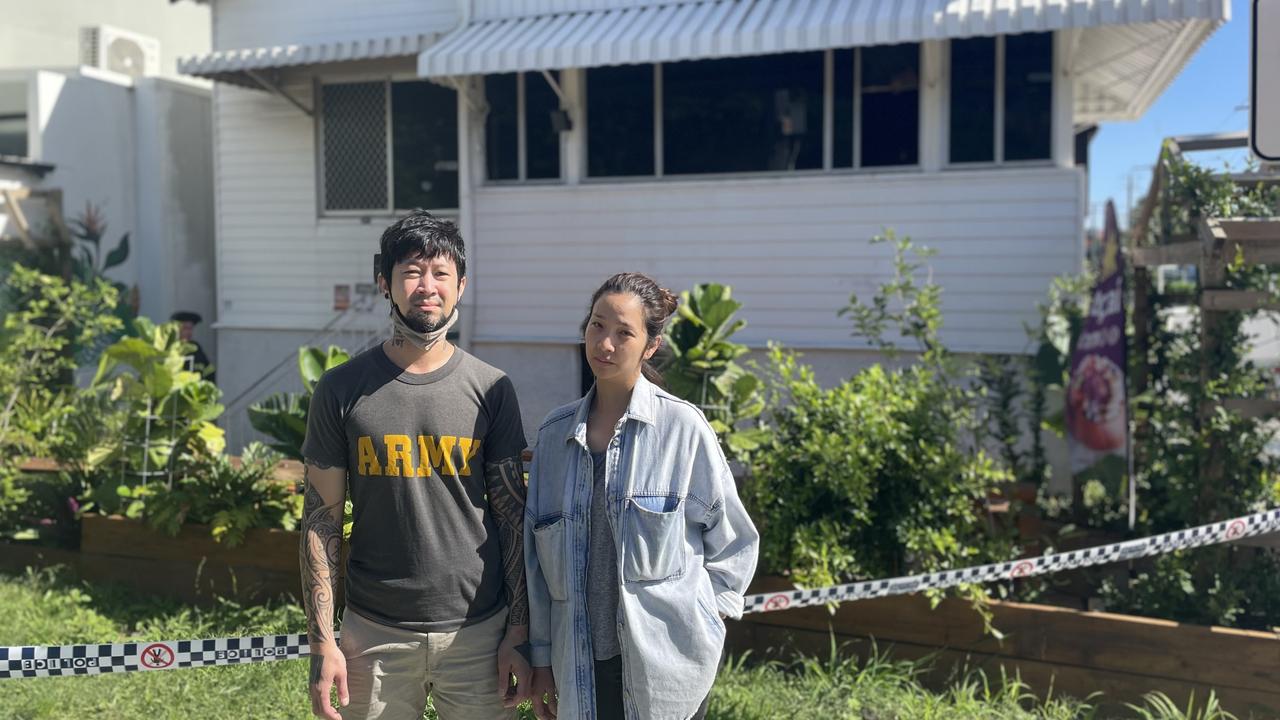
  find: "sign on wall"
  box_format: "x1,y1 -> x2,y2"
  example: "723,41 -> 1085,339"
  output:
1254,0 -> 1280,161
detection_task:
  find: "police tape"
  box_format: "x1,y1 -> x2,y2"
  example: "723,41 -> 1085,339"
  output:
4,507 -> 1279,680
741,507 -> 1280,613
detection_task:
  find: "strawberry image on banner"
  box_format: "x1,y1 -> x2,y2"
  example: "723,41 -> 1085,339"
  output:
1067,200 -> 1128,474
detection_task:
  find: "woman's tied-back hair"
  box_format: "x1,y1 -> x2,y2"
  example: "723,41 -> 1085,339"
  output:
583,272 -> 679,387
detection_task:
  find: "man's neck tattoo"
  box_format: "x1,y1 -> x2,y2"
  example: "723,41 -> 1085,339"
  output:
389,305 -> 459,352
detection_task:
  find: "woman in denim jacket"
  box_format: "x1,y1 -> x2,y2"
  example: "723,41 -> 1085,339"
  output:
524,272 -> 759,720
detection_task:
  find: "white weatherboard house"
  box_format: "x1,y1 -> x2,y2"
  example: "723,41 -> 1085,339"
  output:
178,0 -> 1228,446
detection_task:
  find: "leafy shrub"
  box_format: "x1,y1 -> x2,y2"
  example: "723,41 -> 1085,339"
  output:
71,318 -> 225,516
249,346 -> 350,460
662,283 -> 767,463
145,442 -> 301,547
0,265 -> 121,534
745,234 -> 1016,592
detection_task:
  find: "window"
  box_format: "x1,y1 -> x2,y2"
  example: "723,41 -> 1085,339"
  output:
587,64 -> 654,177
485,72 -> 563,181
832,49 -> 854,169
526,73 -> 562,179
1003,33 -> 1053,161
860,44 -> 919,167
948,32 -> 1053,164
829,45 -> 919,169
663,52 -> 824,174
319,79 -> 458,213
481,37 -> 1047,181
606,46 -> 918,176
485,74 -> 518,181
949,37 -> 996,163
0,82 -> 27,157
392,82 -> 459,210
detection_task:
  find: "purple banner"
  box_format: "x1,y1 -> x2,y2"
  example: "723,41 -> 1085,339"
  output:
1068,201 -> 1128,474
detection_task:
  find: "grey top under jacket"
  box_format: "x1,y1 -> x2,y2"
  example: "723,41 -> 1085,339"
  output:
586,450 -> 621,660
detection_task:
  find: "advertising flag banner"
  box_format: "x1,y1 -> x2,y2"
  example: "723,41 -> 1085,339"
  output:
1068,200 -> 1128,474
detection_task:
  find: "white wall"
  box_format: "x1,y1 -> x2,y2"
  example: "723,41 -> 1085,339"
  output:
134,78 -> 216,355
471,341 -> 583,436
211,75 -> 404,333
26,70 -> 215,352
469,167 -> 1084,355
34,70 -> 138,290
211,73 -> 1083,354
0,0 -> 210,78
211,0 -> 458,50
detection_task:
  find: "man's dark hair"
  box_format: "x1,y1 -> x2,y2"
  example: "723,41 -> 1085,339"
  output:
378,210 -> 466,284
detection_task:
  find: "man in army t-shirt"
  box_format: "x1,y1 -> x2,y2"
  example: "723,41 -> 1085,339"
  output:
299,211 -> 531,720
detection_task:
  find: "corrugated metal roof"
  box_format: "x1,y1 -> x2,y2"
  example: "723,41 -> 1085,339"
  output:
419,0 -> 1228,77
179,33 -> 438,87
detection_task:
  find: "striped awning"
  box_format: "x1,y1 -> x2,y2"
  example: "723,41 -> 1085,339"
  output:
419,0 -> 1227,77
179,33 -> 438,89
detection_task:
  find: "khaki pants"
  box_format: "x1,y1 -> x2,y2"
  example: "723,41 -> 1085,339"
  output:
339,607 -> 511,720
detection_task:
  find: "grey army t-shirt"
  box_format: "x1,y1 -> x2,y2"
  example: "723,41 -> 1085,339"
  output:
301,344 -> 527,632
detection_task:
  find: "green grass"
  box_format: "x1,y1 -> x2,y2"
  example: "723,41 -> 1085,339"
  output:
708,641 -> 1100,720
708,643 -> 1248,720
1,567 -> 312,719
0,568 -> 1249,720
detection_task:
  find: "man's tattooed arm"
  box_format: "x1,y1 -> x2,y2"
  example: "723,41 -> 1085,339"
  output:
300,460 -> 346,647
485,457 -> 529,626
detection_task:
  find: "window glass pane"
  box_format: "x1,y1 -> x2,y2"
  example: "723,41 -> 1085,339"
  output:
322,81 -> 388,211
949,37 -> 995,163
0,117 -> 25,157
0,82 -> 26,157
860,44 -> 919,167
391,81 -> 458,210
485,73 -> 518,181
525,71 -> 562,180
833,49 -> 854,169
1004,32 -> 1053,161
664,52 -> 824,175
587,64 -> 654,177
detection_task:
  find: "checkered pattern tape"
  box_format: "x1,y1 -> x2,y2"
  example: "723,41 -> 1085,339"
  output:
4,508 -> 1279,680
740,508 -> 1280,614
0,633 -> 312,680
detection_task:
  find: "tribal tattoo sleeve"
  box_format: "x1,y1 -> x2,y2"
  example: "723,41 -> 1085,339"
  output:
300,462 -> 344,647
485,456 -> 529,626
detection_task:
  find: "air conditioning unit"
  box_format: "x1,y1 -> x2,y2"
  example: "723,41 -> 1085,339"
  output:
80,26 -> 161,78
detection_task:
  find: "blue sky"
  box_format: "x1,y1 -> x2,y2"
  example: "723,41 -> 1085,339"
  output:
1088,0 -> 1252,230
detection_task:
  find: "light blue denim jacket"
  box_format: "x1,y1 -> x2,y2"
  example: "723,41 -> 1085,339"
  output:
524,375 -> 759,720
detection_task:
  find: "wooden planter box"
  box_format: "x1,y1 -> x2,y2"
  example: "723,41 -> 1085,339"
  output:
74,514 -> 311,604
728,576 -> 1280,718
0,515 -> 351,608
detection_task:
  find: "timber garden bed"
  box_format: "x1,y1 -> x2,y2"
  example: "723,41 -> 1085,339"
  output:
728,576 -> 1280,718
1,514 -> 320,604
